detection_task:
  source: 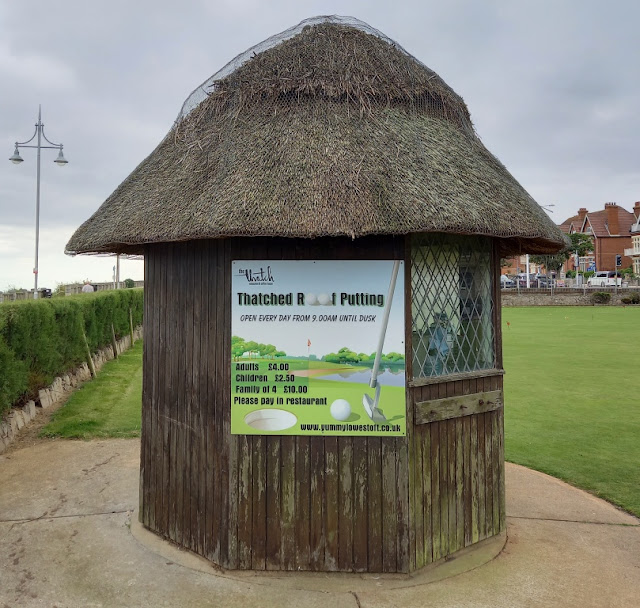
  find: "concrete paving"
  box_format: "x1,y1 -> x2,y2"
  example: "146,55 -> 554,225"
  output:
1,439 -> 638,607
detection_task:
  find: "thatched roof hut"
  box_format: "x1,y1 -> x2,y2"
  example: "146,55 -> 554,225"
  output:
66,15 -> 566,257
68,16 -> 569,574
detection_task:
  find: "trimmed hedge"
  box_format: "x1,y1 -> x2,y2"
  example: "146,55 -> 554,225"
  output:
0,289 -> 143,417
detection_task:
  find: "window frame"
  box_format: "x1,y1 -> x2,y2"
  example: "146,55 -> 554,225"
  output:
407,233 -> 503,387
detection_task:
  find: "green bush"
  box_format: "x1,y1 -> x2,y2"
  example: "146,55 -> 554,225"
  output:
0,289 -> 143,417
591,292 -> 611,304
622,292 -> 640,305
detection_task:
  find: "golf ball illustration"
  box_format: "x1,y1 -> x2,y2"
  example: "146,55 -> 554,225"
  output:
317,293 -> 332,306
306,293 -> 318,305
330,399 -> 351,421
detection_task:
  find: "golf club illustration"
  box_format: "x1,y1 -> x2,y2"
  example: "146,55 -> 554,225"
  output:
363,260 -> 400,423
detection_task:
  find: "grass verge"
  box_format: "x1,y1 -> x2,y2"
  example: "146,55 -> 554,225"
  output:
41,340 -> 143,439
502,306 -> 640,517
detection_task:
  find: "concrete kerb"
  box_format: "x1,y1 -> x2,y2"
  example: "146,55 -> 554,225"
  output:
129,513 -> 506,593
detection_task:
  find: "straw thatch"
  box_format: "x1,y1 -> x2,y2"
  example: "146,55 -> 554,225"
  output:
66,17 -> 568,256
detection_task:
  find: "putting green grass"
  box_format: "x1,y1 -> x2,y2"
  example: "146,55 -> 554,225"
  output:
502,306 -> 640,516
41,340 -> 143,439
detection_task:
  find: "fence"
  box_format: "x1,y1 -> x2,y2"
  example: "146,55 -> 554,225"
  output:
0,280 -> 144,303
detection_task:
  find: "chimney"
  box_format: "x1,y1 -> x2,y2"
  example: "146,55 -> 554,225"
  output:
634,201 -> 640,218
574,207 -> 588,231
605,202 -> 619,235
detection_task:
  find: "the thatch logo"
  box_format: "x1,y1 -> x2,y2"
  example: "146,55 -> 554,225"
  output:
238,266 -> 274,285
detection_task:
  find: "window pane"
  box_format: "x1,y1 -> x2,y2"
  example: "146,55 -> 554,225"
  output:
411,234 -> 495,378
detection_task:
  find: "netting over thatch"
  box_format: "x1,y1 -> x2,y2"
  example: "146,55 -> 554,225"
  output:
66,16 -> 568,256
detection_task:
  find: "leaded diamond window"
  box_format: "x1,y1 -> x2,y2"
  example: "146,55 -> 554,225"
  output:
411,234 -> 495,378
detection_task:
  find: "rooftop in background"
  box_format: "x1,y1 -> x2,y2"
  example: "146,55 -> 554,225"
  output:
560,202 -> 640,237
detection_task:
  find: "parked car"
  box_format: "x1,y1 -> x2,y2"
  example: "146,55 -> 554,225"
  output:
587,271 -> 622,287
500,275 -> 515,288
516,273 -> 538,288
535,274 -> 552,288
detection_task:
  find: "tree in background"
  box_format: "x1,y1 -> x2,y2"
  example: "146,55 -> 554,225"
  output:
124,278 -> 135,288
568,232 -> 593,257
530,232 -> 594,275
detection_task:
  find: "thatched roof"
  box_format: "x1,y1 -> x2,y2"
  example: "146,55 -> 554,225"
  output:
67,16 -> 568,256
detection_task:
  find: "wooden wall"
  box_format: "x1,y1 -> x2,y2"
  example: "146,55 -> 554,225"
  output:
140,236 -> 505,573
408,377 -> 505,571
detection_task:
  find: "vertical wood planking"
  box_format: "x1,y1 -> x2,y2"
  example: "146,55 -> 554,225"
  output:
150,248 -> 161,534
197,243 -> 209,556
158,247 -> 170,538
167,245 -> 179,543
430,417 -> 441,562
174,247 -> 187,548
280,436 -> 296,570
367,437 -> 383,571
483,411 -> 494,539
421,424 -> 433,565
338,438 -> 354,570
251,436 -> 267,570
455,416 -> 464,552
140,249 -> 152,529
498,407 -> 506,532
476,408 -> 486,540
461,379 -> 473,548
446,383 -> 457,554
266,436 -> 282,569
237,434 -> 252,568
207,241 -> 225,563
381,438 -> 397,572
295,436 -> 311,569
352,440 -> 368,571
191,243 -> 202,553
396,435 -> 410,572
204,241 -> 218,560
413,425 -> 424,568
324,436 -> 339,571
470,381 -> 480,544
223,239 -> 237,568
183,245 -> 195,550
492,410 -> 500,536
309,436 -> 325,570
438,383 -> 449,559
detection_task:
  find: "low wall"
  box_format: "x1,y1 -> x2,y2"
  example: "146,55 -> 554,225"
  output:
501,288 -> 640,306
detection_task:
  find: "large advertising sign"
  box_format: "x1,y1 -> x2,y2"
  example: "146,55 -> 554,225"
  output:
231,260 -> 405,436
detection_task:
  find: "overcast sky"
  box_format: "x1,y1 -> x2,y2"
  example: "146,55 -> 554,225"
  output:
1,0 -> 638,291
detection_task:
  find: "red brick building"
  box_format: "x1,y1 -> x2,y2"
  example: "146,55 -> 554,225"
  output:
559,202 -> 639,272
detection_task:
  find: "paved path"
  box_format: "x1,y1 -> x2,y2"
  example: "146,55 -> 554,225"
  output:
1,439 -> 638,607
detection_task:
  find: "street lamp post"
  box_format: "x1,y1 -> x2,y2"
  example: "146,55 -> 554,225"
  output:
9,106 -> 68,299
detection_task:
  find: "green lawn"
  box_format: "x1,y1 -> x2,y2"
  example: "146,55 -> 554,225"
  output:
42,340 -> 143,438
41,307 -> 640,517
502,306 -> 640,516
